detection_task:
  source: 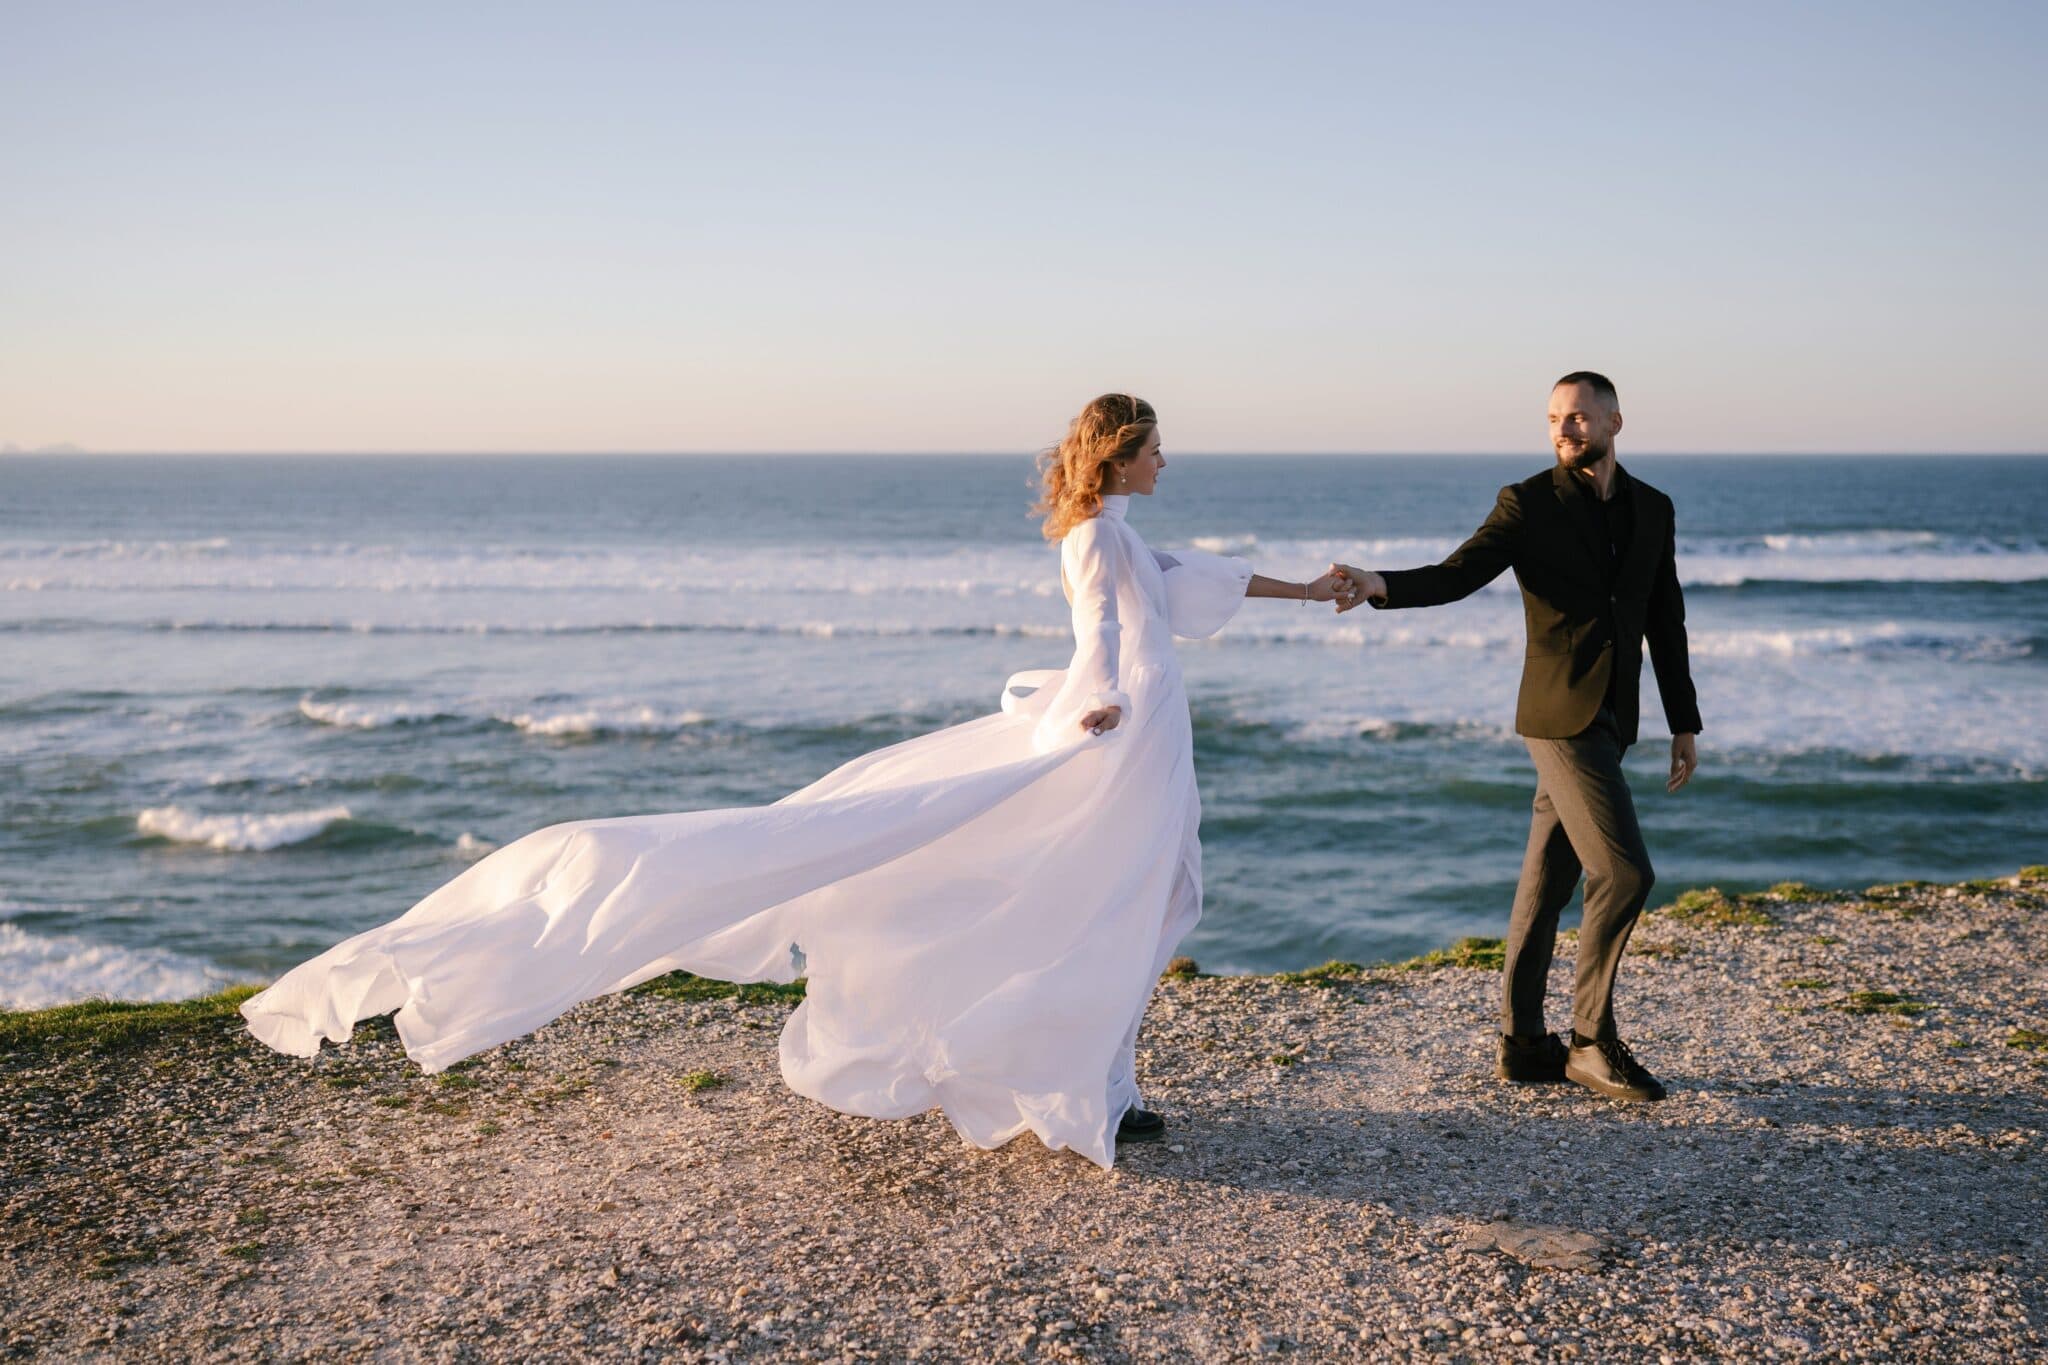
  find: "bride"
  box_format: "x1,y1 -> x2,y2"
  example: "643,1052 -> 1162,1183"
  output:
242,393 -> 1340,1168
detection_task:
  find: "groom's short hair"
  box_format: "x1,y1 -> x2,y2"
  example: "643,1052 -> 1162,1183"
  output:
1554,371 -> 1618,406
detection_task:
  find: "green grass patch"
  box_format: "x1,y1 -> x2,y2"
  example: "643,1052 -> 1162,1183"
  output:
1766,882 -> 1831,904
2016,866 -> 2048,884
679,1070 -> 726,1093
0,985 -> 264,1062
1161,956 -> 1201,979
1628,939 -> 1687,958
1958,879 -> 2009,894
1657,888 -> 1773,927
1395,937 -> 1507,972
1862,881 -> 1935,905
223,1242 -> 263,1262
627,973 -> 806,1006
1268,1053 -> 1299,1067
1854,883 -> 1933,918
1279,937 -> 1506,982
234,1207 -> 268,1228
1831,990 -> 1930,1017
2007,1028 -> 2048,1053
1780,977 -> 1831,990
1276,960 -> 1369,986
434,1072 -> 479,1090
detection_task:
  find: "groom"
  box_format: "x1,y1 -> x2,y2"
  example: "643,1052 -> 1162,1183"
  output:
1331,371 -> 1701,1101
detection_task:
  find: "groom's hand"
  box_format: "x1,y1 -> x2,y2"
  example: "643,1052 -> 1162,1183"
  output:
1667,733 -> 1698,792
1329,564 -> 1386,613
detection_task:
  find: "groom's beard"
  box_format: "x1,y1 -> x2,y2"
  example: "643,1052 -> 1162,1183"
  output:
1556,436 -> 1613,470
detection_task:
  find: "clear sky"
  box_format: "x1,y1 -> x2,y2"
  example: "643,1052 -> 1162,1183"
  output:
3,1 -> 2044,454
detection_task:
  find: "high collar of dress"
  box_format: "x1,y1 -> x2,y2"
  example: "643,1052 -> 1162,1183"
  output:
1099,495 -> 1131,521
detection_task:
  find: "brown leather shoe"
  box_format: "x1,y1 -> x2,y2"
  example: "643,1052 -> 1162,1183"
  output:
1497,1031 -> 1570,1083
1565,1036 -> 1667,1101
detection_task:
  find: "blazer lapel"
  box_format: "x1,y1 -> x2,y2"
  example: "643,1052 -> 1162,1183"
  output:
1550,465 -> 1609,569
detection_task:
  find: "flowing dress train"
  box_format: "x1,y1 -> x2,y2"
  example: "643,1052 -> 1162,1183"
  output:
241,495 -> 1250,1168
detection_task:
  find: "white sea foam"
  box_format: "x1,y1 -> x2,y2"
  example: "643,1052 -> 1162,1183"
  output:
453,832 -> 496,859
4,530 -> 2045,634
0,921 -> 232,1010
137,804 -> 352,851
1191,533 -> 1261,555
298,696 -> 449,729
1280,715 -> 1518,745
1687,623 -> 2033,661
1760,530 -> 1942,554
497,705 -> 709,737
304,694 -> 716,738
1678,551 -> 2048,586
0,536 -> 234,560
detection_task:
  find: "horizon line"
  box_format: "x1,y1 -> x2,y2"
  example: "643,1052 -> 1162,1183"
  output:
8,449 -> 2047,459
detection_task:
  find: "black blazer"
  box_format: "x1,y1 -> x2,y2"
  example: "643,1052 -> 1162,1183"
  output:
1373,464 -> 1703,745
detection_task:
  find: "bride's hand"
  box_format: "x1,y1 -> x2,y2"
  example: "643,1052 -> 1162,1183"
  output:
1080,705 -> 1122,736
1303,571 -> 1341,603
1330,563 -> 1384,613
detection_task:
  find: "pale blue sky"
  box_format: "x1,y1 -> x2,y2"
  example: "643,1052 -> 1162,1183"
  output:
3,1 -> 2043,453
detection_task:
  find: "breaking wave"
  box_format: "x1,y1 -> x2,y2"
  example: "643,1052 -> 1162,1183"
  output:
136,804 -> 355,851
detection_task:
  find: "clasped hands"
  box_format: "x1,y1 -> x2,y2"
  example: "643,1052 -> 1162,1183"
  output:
1315,565 -> 1700,790
1325,564 -> 1383,613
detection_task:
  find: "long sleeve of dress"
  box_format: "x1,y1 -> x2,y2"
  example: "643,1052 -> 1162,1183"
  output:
1031,518 -> 1133,752
1150,547 -> 1254,639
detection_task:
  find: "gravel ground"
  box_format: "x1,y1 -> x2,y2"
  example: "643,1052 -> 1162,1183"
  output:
4,873 -> 2045,1362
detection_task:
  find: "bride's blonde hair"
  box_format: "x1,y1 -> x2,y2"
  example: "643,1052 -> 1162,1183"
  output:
1034,393 -> 1157,540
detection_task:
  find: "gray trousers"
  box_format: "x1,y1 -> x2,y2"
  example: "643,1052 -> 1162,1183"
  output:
1503,707 -> 1655,1042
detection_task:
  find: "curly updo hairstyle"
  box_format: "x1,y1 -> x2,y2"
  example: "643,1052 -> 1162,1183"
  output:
1034,393 -> 1156,540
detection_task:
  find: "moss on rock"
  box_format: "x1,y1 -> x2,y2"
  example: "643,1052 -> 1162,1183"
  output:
1831,990 -> 1930,1017
1396,937 -> 1507,972
1276,960 -> 1370,987
0,985 -> 263,1062
626,973 -> 806,1006
1657,888 -> 1773,927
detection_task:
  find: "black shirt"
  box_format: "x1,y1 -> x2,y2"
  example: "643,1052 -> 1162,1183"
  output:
1596,474 -> 1635,712
1596,475 -> 1635,583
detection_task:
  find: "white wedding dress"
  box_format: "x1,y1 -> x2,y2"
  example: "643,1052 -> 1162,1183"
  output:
242,495 -> 1251,1168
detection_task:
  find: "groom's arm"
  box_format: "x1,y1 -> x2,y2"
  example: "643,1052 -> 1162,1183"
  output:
1644,501 -> 1703,737
1343,484 -> 1522,610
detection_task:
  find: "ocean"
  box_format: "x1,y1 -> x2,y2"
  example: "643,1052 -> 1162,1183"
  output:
2,453 -> 2043,1009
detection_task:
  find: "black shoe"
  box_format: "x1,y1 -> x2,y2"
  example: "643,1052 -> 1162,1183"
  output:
1117,1106 -> 1166,1142
1565,1036 -> 1667,1101
1497,1031 -> 1570,1083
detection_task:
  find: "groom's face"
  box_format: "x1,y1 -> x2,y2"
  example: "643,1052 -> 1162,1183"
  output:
1549,383 -> 1621,470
